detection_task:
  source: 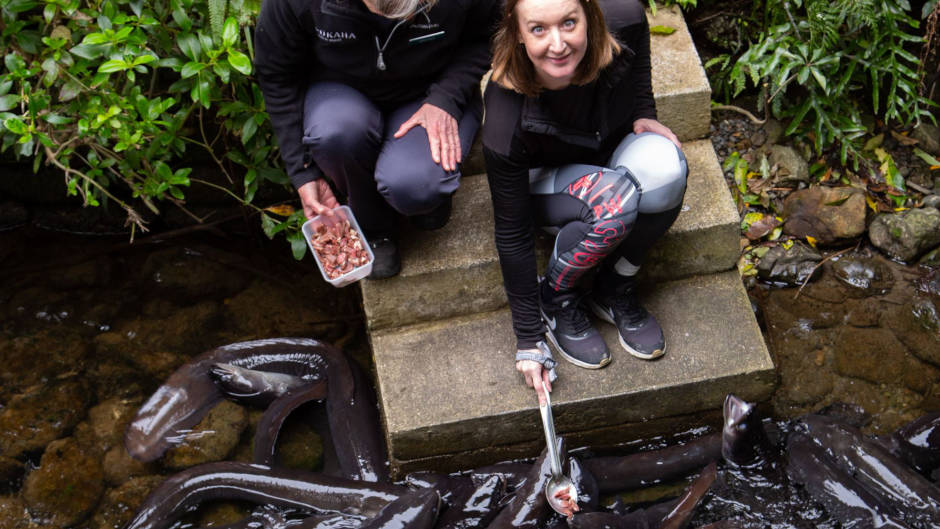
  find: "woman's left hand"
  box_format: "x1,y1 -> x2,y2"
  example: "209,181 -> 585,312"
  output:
394,103 -> 462,172
633,118 -> 681,148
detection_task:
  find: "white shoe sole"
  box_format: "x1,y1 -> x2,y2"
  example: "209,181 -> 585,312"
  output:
587,299 -> 666,360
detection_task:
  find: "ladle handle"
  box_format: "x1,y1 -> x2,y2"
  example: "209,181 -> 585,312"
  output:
537,379 -> 564,478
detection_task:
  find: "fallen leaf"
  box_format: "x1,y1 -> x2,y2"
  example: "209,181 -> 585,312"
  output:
265,204 -> 296,216
650,25 -> 676,35
864,133 -> 884,151
806,235 -> 818,248
889,130 -> 919,146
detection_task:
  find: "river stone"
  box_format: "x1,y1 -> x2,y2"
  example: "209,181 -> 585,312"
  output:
782,186 -> 866,245
73,397 -> 141,455
197,501 -> 250,528
163,400 -> 248,469
102,444 -> 156,486
903,355 -> 940,394
830,257 -> 894,297
764,145 -> 810,186
112,300 -> 223,357
911,122 -> 940,155
885,299 -> 940,367
0,496 -> 36,529
272,419 -> 324,471
0,377 -> 91,460
920,246 -> 940,267
48,258 -> 112,290
0,329 -> 92,398
140,246 -> 250,303
90,475 -> 163,529
832,327 -> 907,385
222,278 -> 350,339
844,302 -> 882,328
869,207 -> 940,262
777,346 -> 834,407
757,241 -> 822,286
0,455 -> 24,492
23,437 -> 104,528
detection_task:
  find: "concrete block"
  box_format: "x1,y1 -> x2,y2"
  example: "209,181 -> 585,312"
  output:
370,269 -> 775,471
649,5 -> 712,141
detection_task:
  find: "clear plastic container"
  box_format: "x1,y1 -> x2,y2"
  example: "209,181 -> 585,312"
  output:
302,206 -> 374,287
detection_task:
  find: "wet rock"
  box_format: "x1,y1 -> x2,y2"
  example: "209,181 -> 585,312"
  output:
832,328 -> 906,385
0,330 -> 93,398
102,445 -> 156,486
757,241 -> 822,286
90,475 -> 163,529
223,279 -> 350,338
141,246 -> 250,304
274,419 -> 324,471
0,377 -> 91,460
764,145 -> 810,186
903,355 -> 940,394
920,246 -> 940,267
73,397 -> 141,455
0,456 -> 24,492
924,195 -> 940,210
163,400 -> 248,469
0,496 -> 36,529
197,501 -> 249,528
48,258 -> 112,290
110,300 -> 223,357
830,256 -> 894,297
911,122 -> 940,155
844,302 -> 881,327
869,207 -> 940,262
782,186 -> 866,245
885,300 -> 940,367
777,347 -> 834,407
23,437 -> 104,528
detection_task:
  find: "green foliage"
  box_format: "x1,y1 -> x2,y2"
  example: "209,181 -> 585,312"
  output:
0,0 -> 292,245
648,0 -> 697,15
707,0 -> 936,166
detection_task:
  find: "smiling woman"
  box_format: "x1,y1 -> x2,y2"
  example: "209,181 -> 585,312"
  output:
483,0 -> 688,403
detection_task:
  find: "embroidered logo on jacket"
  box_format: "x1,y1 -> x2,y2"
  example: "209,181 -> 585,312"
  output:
316,28 -> 357,42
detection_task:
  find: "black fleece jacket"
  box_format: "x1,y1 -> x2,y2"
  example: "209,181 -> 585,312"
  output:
255,0 -> 499,189
481,0 -> 657,350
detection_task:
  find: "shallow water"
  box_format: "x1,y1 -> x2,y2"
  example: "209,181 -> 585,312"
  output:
0,220 -> 937,528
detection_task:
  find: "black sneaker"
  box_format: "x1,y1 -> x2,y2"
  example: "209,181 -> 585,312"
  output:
540,283 -> 610,369
367,237 -> 401,279
410,194 -> 452,231
588,283 -> 665,360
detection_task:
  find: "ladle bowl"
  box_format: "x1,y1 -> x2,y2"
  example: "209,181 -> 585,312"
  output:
537,380 -> 578,516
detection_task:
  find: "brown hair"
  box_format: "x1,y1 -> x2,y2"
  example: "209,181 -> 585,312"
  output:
490,0 -> 620,97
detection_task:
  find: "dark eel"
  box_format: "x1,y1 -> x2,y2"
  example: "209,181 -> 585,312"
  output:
253,381 -> 329,466
581,433 -> 721,493
485,438 -> 558,529
126,338 -> 388,482
123,461 -> 407,529
887,412 -> 940,478
797,414 -> 940,527
360,487 -> 441,529
405,471 -> 505,529
720,394 -> 774,468
470,462 -> 530,493
209,363 -> 315,408
785,432 -> 908,529
657,462 -> 717,529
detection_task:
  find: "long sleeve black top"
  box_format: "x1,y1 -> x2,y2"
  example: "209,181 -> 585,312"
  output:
255,0 -> 499,189
481,0 -> 657,350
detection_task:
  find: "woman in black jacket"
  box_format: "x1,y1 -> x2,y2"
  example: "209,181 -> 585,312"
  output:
255,0 -> 499,278
483,0 -> 687,401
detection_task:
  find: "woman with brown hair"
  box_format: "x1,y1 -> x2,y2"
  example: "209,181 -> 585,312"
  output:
482,0 -> 688,402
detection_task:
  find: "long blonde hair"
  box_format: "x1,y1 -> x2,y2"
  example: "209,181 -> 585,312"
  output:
366,0 -> 435,19
490,0 -> 621,97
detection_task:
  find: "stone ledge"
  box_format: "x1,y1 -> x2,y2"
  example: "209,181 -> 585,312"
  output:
370,269 -> 775,465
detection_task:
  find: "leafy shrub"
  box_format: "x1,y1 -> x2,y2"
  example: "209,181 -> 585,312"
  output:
0,0 -> 306,253
707,0 -> 936,165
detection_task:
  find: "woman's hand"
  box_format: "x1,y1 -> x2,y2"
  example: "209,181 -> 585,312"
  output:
394,103 -> 462,172
633,118 -> 681,148
517,359 -> 552,405
297,179 -> 340,219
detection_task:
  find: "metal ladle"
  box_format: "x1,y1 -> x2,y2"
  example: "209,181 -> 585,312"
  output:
537,379 -> 578,516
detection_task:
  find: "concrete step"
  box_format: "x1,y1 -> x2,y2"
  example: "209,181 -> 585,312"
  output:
648,5 -> 713,142
360,139 -> 739,331
370,269 -> 775,475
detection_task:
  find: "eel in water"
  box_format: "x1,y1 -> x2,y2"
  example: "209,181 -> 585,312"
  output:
885,412 -> 940,478
406,472 -> 504,529
581,433 -> 721,493
253,381 -> 329,466
485,438 -> 558,529
209,363 -> 315,408
785,432 -> 908,529
720,394 -> 774,468
126,337 -> 388,482
122,461 -> 407,529
360,487 -> 441,529
797,414 -> 940,528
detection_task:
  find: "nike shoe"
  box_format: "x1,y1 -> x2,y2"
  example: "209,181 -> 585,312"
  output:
540,282 -> 610,369
367,237 -> 401,279
588,277 -> 665,360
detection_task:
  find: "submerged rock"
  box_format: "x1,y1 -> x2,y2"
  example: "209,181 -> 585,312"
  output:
0,377 -> 91,460
757,241 -> 822,286
832,328 -> 907,385
831,257 -> 894,297
22,437 -> 104,528
885,300 -> 940,367
0,495 -> 35,529
783,186 -> 867,245
869,207 -> 940,262
163,400 -> 248,469
90,475 -> 163,529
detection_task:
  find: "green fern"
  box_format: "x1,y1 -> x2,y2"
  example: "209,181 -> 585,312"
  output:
208,0 -> 227,42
